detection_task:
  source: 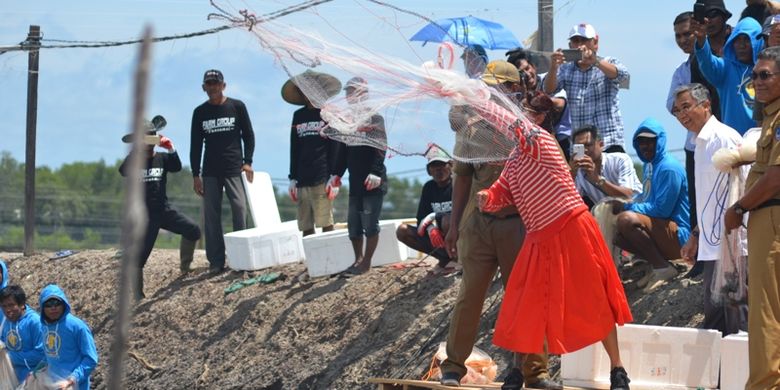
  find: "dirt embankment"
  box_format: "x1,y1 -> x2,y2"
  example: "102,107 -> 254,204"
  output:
0,249 -> 703,389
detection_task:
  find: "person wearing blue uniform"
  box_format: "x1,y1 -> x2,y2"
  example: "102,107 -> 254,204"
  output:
39,285 -> 98,390
0,285 -> 44,383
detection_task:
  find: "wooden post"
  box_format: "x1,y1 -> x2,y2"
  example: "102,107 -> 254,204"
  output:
108,26 -> 152,390
538,0 -> 554,52
23,25 -> 41,256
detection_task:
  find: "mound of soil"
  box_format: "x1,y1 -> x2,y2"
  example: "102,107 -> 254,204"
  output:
0,249 -> 704,389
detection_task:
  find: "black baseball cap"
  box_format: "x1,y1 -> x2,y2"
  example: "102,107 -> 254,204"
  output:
203,69 -> 224,83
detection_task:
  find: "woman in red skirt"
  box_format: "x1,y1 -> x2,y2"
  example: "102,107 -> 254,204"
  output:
474,100 -> 633,390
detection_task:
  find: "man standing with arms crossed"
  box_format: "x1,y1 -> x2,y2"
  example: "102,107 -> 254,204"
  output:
190,69 -> 255,274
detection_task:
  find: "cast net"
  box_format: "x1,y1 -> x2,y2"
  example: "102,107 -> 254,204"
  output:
207,0 -> 538,164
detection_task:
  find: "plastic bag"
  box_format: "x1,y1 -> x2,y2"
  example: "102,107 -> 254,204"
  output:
711,170 -> 748,306
0,343 -> 19,390
422,342 -> 497,384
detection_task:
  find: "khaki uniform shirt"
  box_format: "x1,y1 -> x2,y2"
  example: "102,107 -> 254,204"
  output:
746,99 -> 780,194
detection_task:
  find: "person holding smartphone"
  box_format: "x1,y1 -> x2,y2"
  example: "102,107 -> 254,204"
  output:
569,125 -> 642,207
543,23 -> 630,154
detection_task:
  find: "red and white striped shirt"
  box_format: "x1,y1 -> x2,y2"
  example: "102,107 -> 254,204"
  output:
478,102 -> 584,233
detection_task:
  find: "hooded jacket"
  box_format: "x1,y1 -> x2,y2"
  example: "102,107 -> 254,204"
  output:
39,285 -> 98,390
0,305 -> 44,382
627,118 -> 691,246
0,260 -> 8,323
695,17 -> 762,135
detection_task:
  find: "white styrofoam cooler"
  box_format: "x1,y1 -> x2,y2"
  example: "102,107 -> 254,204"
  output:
302,219 -> 408,277
721,332 -> 748,390
241,171 -> 281,228
224,225 -> 304,271
561,324 -> 721,389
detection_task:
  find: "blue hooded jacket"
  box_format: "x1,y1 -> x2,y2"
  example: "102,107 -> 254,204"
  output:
695,17 -> 762,135
0,260 -> 9,323
0,305 -> 45,382
0,260 -> 8,290
39,285 -> 98,390
627,118 -> 691,246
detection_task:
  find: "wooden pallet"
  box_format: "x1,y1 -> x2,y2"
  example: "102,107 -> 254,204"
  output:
367,378 -> 502,390
368,377 -> 592,390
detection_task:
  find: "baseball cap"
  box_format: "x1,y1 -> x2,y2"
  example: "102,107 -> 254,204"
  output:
460,44 -> 488,61
568,23 -> 597,40
481,60 -> 521,86
344,76 -> 368,91
635,131 -> 657,139
203,69 -> 224,83
424,145 -> 451,166
121,114 -> 167,143
763,14 -> 780,36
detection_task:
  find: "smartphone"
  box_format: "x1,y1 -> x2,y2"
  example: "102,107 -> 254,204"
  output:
144,134 -> 161,146
572,143 -> 585,159
562,49 -> 583,62
693,2 -> 706,22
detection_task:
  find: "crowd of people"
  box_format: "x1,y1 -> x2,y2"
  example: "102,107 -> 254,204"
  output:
7,0 -> 780,388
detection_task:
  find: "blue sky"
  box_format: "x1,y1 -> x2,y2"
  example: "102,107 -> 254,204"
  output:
0,0 -> 750,185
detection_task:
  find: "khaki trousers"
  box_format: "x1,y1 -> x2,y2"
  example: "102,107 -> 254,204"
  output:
746,206 -> 780,390
440,211 -> 549,382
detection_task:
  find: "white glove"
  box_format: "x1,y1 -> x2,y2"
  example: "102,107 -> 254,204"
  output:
288,180 -> 298,202
325,175 -> 341,200
364,173 -> 382,191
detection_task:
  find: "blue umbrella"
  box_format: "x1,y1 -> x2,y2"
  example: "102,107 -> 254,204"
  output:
410,16 -> 521,50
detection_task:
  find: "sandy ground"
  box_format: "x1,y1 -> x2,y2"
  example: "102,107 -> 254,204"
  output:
0,249 -> 703,389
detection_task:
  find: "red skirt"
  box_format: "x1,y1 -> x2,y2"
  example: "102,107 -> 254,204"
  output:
493,206 -> 633,354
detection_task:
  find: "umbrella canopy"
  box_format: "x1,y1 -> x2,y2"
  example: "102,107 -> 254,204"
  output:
410,16 -> 521,50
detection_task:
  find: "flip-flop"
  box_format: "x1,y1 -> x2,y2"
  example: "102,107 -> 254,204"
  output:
49,250 -> 78,261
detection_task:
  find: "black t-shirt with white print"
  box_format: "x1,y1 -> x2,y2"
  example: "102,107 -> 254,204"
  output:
415,179 -> 453,224
119,151 -> 182,212
289,107 -> 339,187
190,97 -> 255,177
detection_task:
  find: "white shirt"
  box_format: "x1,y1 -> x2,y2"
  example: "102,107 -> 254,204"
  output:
694,116 -> 749,261
575,152 -> 642,204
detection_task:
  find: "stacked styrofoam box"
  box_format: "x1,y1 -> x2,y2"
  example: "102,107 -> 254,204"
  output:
302,219 -> 408,277
721,332 -> 748,390
224,226 -> 304,271
561,324 -> 721,389
241,171 -> 281,228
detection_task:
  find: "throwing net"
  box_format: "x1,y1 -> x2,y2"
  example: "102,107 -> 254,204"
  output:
208,0 -> 538,164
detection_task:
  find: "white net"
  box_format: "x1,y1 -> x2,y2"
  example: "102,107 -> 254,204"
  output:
208,1 -> 539,163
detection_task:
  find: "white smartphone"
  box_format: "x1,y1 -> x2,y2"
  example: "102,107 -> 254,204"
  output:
143,134 -> 161,145
572,143 -> 585,159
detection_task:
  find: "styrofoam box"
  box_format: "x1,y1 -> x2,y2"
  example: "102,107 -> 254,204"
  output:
721,332 -> 748,390
241,171 -> 281,228
561,324 -> 721,389
302,219 -> 408,277
224,225 -> 304,271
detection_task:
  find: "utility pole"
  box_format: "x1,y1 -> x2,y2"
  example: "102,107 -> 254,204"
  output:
24,25 -> 41,256
538,0 -> 553,52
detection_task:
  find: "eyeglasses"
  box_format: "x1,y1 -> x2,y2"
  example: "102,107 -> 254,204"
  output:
705,9 -> 724,19
671,102 -> 702,116
751,70 -> 777,81
43,300 -> 62,308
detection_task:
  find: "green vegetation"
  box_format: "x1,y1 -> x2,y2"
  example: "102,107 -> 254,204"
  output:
0,151 -> 423,251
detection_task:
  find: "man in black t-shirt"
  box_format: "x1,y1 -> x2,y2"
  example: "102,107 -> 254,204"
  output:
396,146 -> 454,272
120,116 -> 201,300
190,69 -> 255,274
282,70 -> 342,237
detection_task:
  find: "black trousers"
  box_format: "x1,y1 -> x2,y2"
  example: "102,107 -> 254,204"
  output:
685,149 -> 697,228
139,207 -> 201,268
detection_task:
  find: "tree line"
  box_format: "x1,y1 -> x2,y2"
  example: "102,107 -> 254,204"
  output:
0,151 -> 424,251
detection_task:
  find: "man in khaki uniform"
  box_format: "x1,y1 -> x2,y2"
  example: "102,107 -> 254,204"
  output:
440,60 -> 557,389
725,46 -> 780,390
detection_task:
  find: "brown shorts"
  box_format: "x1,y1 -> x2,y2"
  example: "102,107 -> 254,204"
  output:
634,213 -> 682,260
297,183 -> 334,231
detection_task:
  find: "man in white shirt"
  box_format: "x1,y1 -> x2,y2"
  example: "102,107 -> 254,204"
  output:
571,125 -> 642,206
673,82 -> 748,335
